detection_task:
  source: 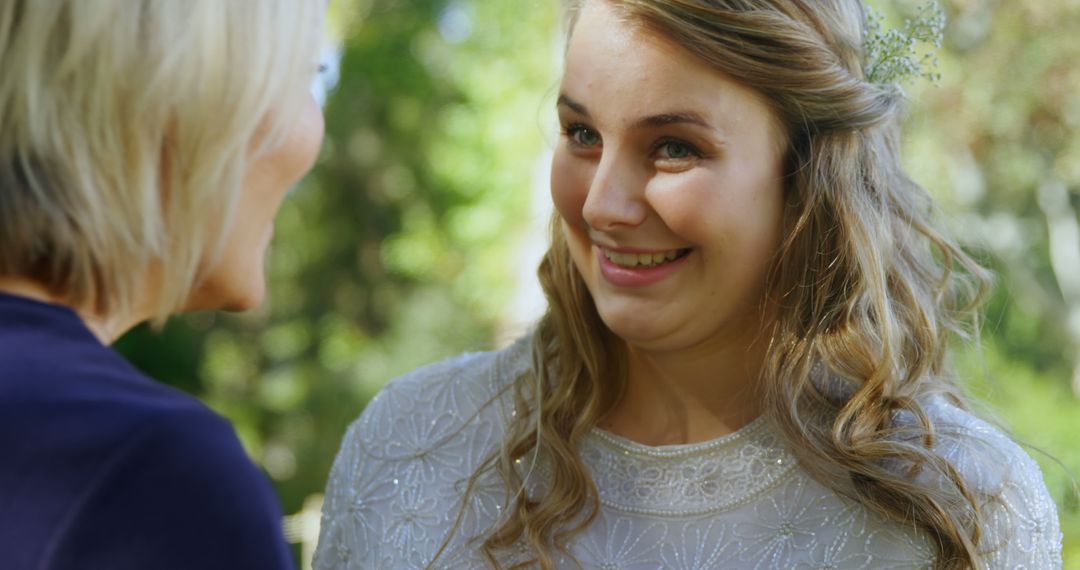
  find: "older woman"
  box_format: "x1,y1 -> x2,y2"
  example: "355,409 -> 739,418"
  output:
315,1 -> 1061,569
0,1 -> 324,568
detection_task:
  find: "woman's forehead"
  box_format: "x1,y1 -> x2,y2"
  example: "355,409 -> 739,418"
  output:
561,3 -> 775,136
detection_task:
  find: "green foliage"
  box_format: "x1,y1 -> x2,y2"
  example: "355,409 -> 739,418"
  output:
864,1 -> 945,85
898,0 -> 1080,563
956,341 -> 1080,566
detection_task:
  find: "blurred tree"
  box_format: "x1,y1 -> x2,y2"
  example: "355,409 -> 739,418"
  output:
895,0 -> 1080,563
902,0 -> 1080,383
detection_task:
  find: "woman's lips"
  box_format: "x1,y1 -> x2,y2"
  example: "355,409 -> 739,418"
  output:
601,246 -> 691,268
595,245 -> 692,287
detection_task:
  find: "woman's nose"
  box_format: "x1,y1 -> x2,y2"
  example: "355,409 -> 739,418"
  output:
581,148 -> 648,231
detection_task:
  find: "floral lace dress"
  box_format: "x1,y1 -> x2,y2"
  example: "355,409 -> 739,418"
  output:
314,337 -> 1062,569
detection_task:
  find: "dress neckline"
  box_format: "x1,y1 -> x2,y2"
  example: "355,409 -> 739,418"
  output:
588,415 -> 769,457
572,415 -> 798,517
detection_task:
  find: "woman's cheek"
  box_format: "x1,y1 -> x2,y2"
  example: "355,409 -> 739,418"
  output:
550,151 -> 591,228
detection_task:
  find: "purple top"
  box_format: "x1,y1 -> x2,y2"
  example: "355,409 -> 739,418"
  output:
0,292 -> 294,569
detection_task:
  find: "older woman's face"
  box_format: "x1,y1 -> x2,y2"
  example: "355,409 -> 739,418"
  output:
189,88 -> 324,312
551,0 -> 787,354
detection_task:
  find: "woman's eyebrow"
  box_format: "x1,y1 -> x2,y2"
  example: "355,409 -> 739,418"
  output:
558,93 -> 721,136
556,94 -> 589,116
633,111 -> 713,130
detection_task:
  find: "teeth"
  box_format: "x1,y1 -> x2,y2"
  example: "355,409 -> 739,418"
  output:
603,248 -> 685,268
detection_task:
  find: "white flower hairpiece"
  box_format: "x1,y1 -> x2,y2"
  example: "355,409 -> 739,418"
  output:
863,1 -> 946,86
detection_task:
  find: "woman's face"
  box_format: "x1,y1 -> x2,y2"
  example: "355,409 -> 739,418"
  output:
551,0 -> 787,354
189,88 -> 325,312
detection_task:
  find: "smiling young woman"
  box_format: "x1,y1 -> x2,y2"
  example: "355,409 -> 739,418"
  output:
549,23 -> 789,442
315,1 -> 1061,568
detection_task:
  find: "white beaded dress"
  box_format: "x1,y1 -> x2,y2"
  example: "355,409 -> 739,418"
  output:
313,336 -> 1062,569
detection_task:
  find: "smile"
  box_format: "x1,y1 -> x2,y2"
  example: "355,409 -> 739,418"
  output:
601,247 -> 692,269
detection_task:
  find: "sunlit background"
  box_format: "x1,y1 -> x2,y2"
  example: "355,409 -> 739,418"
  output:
113,0 -> 1080,567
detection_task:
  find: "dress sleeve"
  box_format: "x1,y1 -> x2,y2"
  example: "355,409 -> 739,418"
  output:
313,345 -> 525,569
312,418 -> 385,569
312,378 -> 425,570
974,433 -> 1063,569
931,403 -> 1063,569
46,410 -> 295,570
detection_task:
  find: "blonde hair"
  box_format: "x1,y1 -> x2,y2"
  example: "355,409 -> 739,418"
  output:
0,0 -> 324,322
463,1 -> 995,568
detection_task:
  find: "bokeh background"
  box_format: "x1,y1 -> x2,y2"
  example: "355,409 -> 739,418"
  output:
113,0 -> 1080,566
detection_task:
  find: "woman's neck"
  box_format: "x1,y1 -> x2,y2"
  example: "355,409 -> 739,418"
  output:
0,277 -> 142,345
600,335 -> 768,446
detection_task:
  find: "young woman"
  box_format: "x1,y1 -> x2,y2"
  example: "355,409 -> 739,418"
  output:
316,1 -> 1061,568
0,1 -> 324,568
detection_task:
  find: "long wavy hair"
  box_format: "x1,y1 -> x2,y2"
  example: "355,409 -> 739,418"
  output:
456,1 -> 994,568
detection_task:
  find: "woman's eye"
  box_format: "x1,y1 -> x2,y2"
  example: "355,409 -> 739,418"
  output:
658,141 -> 695,160
568,126 -> 601,147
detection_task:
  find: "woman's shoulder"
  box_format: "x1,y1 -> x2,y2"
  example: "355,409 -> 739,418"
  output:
325,334 -> 533,487
924,399 -> 1049,493
347,334 -> 533,449
0,314 -> 247,486
52,409 -> 292,567
0,376 -> 290,567
923,398 -> 1063,566
315,336 -> 534,569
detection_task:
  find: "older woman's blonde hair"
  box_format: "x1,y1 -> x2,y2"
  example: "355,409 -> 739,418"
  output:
436,1 -> 997,569
0,0 -> 324,322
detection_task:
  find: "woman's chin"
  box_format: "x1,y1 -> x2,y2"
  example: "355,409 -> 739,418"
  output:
218,294 -> 262,313
182,278 -> 266,314
218,282 -> 267,312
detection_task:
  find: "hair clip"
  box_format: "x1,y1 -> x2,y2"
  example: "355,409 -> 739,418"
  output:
863,1 -> 945,86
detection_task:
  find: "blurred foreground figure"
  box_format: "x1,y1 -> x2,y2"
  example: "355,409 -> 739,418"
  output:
315,1 -> 1061,569
0,1 -> 325,568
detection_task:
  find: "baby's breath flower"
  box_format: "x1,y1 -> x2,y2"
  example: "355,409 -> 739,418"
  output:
864,1 -> 945,86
